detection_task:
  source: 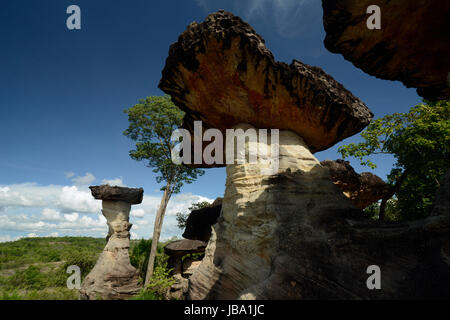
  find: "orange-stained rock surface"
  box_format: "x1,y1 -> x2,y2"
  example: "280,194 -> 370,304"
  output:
322,0 -> 450,100
159,10 -> 373,154
321,159 -> 390,209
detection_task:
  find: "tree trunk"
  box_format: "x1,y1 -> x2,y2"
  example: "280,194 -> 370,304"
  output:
379,170 -> 409,221
144,183 -> 172,286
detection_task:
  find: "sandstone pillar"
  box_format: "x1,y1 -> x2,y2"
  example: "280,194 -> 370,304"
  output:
79,185 -> 143,300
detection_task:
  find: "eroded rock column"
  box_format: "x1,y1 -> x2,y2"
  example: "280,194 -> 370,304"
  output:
80,185 -> 143,300
188,126 -> 356,299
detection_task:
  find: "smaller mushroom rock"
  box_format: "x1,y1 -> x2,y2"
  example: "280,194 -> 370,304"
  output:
182,198 -> 222,242
164,239 -> 207,283
321,159 -> 390,209
79,185 -> 143,300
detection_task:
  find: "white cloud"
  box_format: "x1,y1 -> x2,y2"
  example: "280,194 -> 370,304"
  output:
130,208 -> 145,217
195,0 -> 321,39
0,183 -> 100,214
63,212 -> 79,222
41,208 -> 63,221
27,233 -> 38,238
0,180 -> 213,241
56,186 -> 100,213
47,232 -> 59,237
65,171 -> 75,179
71,172 -> 96,185
101,177 -> 125,187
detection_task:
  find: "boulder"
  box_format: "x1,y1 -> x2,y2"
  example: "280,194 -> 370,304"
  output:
321,159 -> 390,209
322,0 -> 450,100
182,198 -> 222,242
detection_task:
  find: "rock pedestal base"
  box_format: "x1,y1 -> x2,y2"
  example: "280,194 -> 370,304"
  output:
187,127 -> 450,299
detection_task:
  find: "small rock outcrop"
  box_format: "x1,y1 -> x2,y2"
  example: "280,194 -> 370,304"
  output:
182,198 -> 222,242
322,0 -> 450,100
321,159 -> 390,209
164,239 -> 207,300
79,185 -> 143,300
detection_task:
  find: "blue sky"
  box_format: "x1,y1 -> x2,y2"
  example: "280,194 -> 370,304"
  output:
0,0 -> 421,242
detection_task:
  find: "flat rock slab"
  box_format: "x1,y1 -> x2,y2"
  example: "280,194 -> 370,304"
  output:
89,185 -> 144,204
164,239 -> 207,256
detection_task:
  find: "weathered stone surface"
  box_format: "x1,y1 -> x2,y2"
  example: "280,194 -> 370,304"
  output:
188,126 -> 450,299
322,0 -> 450,100
164,239 -> 207,256
159,10 -> 373,155
89,185 -> 143,205
80,197 -> 142,300
182,198 -> 222,242
321,159 -> 390,209
158,10 -> 449,300
164,239 -> 207,300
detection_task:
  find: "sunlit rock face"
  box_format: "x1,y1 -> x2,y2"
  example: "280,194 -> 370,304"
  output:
322,0 -> 450,100
79,186 -> 143,300
159,10 -> 372,156
188,127 -> 450,299
160,11 -> 450,299
188,126 -> 355,299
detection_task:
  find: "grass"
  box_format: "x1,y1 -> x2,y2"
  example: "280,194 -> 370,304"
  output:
0,236 -> 179,300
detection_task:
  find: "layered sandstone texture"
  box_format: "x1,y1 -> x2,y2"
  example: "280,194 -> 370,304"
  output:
188,127 -> 450,299
322,0 -> 450,100
79,186 -> 143,300
159,10 -> 372,155
160,11 -> 450,299
321,159 -> 390,209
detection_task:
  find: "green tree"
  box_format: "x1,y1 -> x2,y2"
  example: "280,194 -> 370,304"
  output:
175,201 -> 211,230
124,95 -> 204,285
338,100 -> 449,221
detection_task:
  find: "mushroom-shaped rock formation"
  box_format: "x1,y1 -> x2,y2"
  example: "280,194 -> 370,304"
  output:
164,239 -> 207,300
322,0 -> 450,101
182,198 -> 222,242
160,11 -> 450,299
321,159 -> 390,209
159,10 -> 373,155
79,185 -> 143,300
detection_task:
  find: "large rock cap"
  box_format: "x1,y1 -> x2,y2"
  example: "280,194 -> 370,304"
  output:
159,10 -> 373,153
322,0 -> 450,100
89,185 -> 144,204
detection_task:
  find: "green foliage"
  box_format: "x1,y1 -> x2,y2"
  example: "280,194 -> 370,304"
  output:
123,95 -> 204,194
62,251 -> 98,279
176,201 -> 211,230
363,199 -> 401,221
0,237 -> 105,300
129,240 -> 175,300
130,239 -> 152,280
339,100 -> 450,220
